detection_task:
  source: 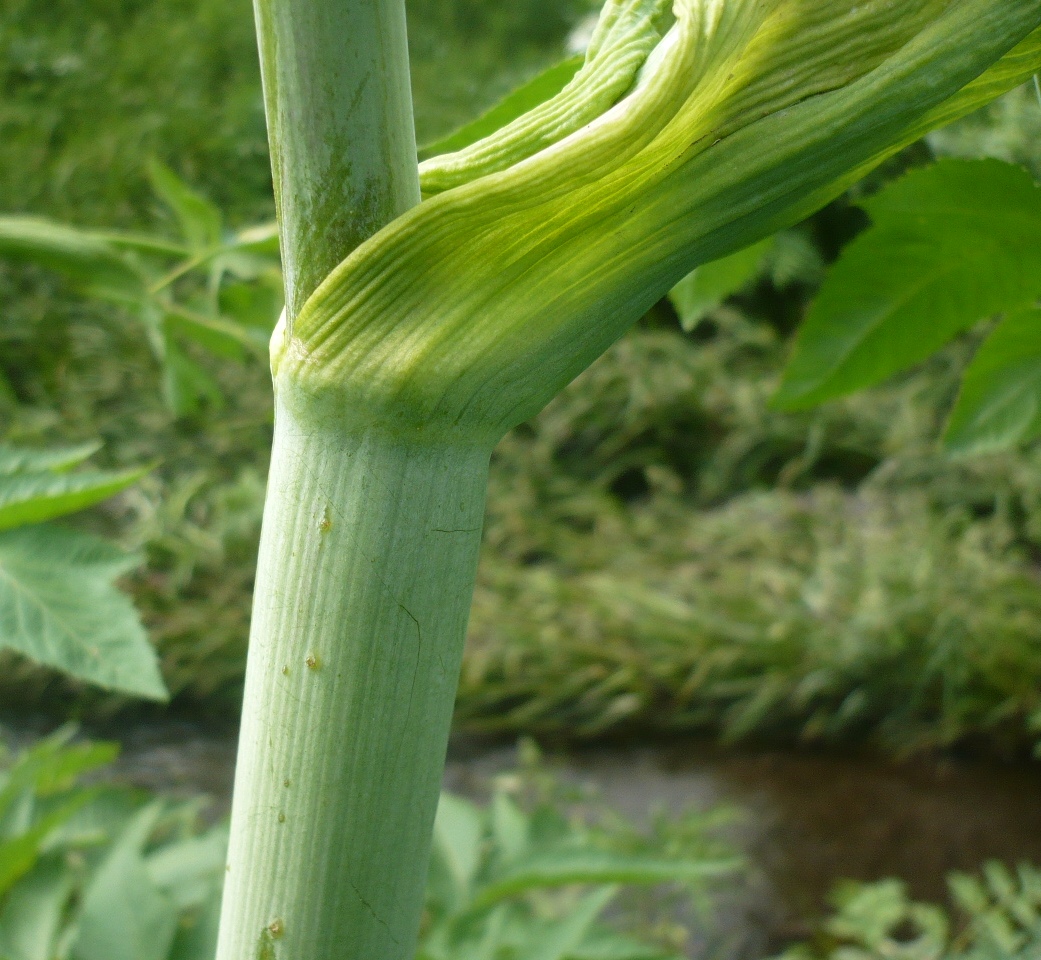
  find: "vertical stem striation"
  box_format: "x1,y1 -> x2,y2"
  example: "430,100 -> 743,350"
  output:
253,0 -> 421,320
217,2 -> 456,955
216,401 -> 491,960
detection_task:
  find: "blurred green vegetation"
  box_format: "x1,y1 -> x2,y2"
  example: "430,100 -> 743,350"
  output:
0,731 -> 739,960
465,325 -> 1041,753
0,0 -> 588,226
774,865 -> 1041,960
3,0 -> 1041,763
0,442 -> 162,699
929,82 -> 1041,179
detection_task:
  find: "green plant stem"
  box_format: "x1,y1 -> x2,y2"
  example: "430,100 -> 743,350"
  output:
253,0 -> 420,320
216,1 -> 439,956
216,400 -> 491,959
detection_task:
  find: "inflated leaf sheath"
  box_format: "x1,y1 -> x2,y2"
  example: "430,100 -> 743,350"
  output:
274,0 -> 1041,441
419,0 -> 671,194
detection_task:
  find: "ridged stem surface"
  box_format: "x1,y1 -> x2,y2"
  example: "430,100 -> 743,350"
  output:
253,0 -> 420,319
216,401 -> 490,960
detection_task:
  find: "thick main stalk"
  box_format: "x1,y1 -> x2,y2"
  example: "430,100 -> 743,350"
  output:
217,1 -> 443,955
216,402 -> 490,959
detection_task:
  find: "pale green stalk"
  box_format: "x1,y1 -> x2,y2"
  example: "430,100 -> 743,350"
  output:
219,1 -> 1041,958
215,0 -> 447,957
254,0 -> 420,319
217,405 -> 490,959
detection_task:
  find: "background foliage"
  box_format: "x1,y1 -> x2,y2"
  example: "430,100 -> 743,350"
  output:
0,733 -> 739,960
4,0 -> 1041,957
3,0 -> 1041,758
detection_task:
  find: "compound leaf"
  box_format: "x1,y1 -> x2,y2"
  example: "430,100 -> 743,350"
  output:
945,307 -> 1041,454
0,467 -> 147,532
147,159 -> 223,252
669,237 -> 774,331
0,856 -> 78,960
72,804 -> 179,960
776,160 -> 1041,409
161,334 -> 224,417
863,157 -> 1041,228
0,794 -> 95,897
432,793 -> 484,910
0,444 -> 101,477
520,886 -> 616,960
0,526 -> 166,700
473,850 -> 738,909
0,217 -> 145,301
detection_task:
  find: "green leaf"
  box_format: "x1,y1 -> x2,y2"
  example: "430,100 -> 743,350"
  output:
287,1 -> 1041,437
418,0 -> 667,196
48,787 -> 144,854
0,856 -> 77,960
167,892 -> 222,960
161,334 -> 224,417
147,159 -> 223,252
571,930 -> 681,960
0,793 -> 95,897
776,160 -> 1041,409
71,804 -> 179,960
862,157 -> 1041,228
445,903 -> 508,960
490,792 -> 529,866
146,827 -> 228,911
945,307 -> 1041,453
473,851 -> 739,909
0,730 -> 117,823
218,281 -> 283,334
521,886 -> 616,960
418,56 -> 584,161
0,466 -> 148,532
98,230 -> 191,259
668,237 -> 774,332
0,217 -> 145,300
0,526 -> 167,700
766,230 -> 824,289
0,444 -> 102,477
432,793 -> 484,909
227,222 -> 280,257
165,310 -> 248,361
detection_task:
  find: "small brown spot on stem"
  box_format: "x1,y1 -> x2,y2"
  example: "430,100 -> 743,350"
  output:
305,653 -> 321,671
318,506 -> 332,533
268,918 -> 285,939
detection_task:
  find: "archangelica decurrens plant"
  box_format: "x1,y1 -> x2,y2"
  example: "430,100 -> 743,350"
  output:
217,2 -> 1041,959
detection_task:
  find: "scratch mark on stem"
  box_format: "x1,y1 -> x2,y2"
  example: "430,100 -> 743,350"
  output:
348,877 -> 400,945
399,602 -> 422,727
